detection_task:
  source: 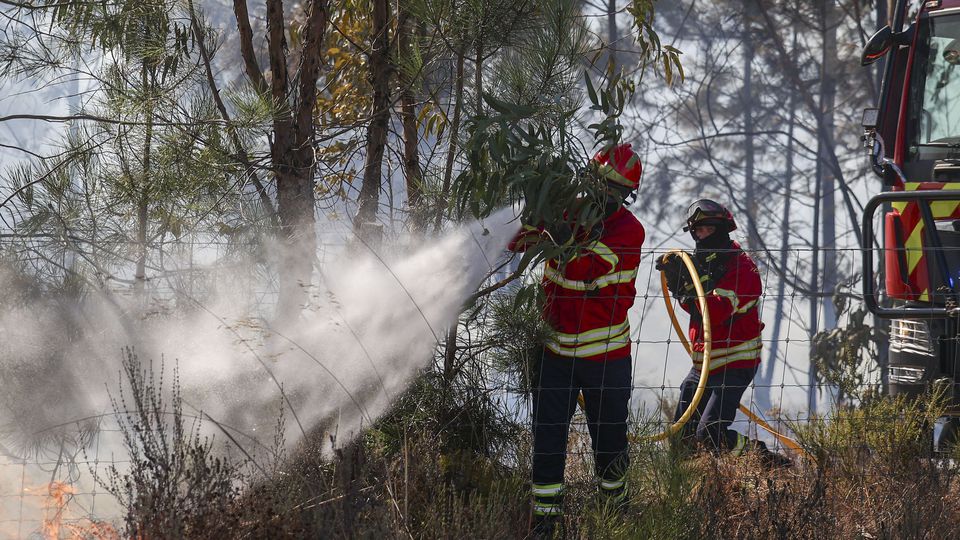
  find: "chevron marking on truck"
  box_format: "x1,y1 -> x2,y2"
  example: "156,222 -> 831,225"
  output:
893,182 -> 960,302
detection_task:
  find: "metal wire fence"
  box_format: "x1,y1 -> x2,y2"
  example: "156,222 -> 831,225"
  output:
0,233 -> 944,537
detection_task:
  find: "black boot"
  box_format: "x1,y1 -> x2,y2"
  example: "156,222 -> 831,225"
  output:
755,440 -> 792,469
531,514 -> 561,539
597,480 -> 630,514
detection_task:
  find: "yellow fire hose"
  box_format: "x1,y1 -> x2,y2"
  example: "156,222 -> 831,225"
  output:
659,253 -> 807,457
575,249 -> 806,456
576,250 -> 712,442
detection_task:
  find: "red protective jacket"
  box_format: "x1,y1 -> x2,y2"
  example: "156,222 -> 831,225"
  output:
509,206 -> 645,361
680,242 -> 763,373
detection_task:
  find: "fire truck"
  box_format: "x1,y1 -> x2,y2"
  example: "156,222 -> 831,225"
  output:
861,0 -> 960,449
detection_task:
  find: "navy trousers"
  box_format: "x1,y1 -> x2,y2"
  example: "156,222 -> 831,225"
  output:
674,365 -> 757,451
531,350 -> 632,485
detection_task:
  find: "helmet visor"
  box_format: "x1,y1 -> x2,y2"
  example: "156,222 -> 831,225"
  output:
684,199 -> 728,231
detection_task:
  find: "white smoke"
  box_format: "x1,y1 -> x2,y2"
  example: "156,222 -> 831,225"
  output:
0,206 -> 520,465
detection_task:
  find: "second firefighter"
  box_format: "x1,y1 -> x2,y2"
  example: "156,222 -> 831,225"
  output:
656,199 -> 789,466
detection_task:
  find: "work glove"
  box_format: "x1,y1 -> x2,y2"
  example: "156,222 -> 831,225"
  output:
655,253 -> 691,297
544,221 -> 573,246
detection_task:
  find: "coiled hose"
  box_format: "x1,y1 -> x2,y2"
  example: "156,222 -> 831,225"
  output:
660,251 -> 806,455
575,249 -> 805,455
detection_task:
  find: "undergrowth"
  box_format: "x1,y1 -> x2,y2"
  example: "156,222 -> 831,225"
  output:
95,349 -> 960,539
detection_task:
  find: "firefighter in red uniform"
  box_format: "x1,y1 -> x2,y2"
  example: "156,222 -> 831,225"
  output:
656,199 -> 789,466
509,144 -> 645,536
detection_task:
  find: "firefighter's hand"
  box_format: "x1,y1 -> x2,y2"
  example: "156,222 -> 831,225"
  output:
656,253 -> 690,297
677,286 -> 700,305
654,253 -> 680,273
544,222 -> 573,246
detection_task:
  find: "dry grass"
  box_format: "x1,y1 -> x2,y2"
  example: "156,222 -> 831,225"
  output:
99,353 -> 960,539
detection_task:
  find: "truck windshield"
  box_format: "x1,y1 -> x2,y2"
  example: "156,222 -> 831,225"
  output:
908,13 -> 960,161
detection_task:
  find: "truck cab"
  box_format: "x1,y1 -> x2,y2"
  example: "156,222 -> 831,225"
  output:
862,0 -> 960,449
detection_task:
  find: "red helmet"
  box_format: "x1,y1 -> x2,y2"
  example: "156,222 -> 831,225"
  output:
683,199 -> 737,232
590,144 -> 642,190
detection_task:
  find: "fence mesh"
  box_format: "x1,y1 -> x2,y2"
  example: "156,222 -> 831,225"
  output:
0,229 -> 949,537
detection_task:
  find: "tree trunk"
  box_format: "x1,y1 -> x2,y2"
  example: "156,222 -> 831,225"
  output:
355,0 -> 393,248
435,50 -> 465,232
262,0 -> 327,321
807,0 -> 841,410
809,129 -> 823,416
136,62 -> 153,296
607,0 -> 618,73
760,71 -> 797,413
742,0 -> 761,250
820,0 -> 839,331
443,324 -> 457,385
273,180 -> 317,321
398,3 -> 424,233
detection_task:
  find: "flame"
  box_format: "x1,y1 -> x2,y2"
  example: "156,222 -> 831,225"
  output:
65,520 -> 120,540
29,481 -> 120,540
42,482 -> 73,540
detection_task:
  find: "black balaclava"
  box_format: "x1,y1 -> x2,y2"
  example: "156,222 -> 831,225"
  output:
604,185 -> 633,218
693,223 -> 735,278
693,225 -> 732,252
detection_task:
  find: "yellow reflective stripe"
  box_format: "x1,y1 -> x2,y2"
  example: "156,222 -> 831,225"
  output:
713,288 -> 758,314
594,268 -> 637,288
896,184 -> 960,218
691,337 -> 762,364
731,433 -> 748,456
900,181 -> 960,217
698,350 -> 763,369
713,287 -> 738,309
552,320 -> 629,345
682,275 -> 710,294
544,266 -> 594,291
736,299 -> 757,314
533,503 -> 562,516
932,199 -> 960,218
546,327 -> 630,357
532,483 -> 563,496
692,337 -> 762,360
594,163 -> 633,187
904,222 -> 924,272
543,266 -> 637,291
600,478 -> 625,491
900,219 -> 928,301
548,323 -> 630,348
573,241 -> 619,269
